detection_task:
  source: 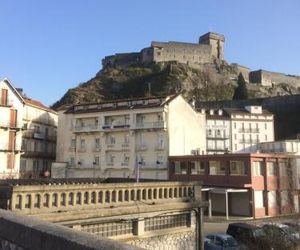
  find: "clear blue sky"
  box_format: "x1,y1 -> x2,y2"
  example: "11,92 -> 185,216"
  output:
1,0 -> 299,106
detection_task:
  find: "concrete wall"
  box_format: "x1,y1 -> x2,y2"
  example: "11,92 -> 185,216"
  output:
0,209 -> 140,250
168,95 -> 206,156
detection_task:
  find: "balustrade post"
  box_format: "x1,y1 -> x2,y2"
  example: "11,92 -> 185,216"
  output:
48,193 -> 53,208
29,194 -> 34,209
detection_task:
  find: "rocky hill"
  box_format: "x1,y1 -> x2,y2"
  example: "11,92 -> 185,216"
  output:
51,60 -> 300,110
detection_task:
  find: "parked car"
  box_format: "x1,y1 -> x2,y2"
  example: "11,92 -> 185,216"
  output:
204,233 -> 240,250
226,223 -> 268,249
262,223 -> 299,249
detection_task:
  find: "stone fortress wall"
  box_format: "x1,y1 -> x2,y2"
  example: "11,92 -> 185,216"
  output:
249,69 -> 300,87
102,32 -> 225,69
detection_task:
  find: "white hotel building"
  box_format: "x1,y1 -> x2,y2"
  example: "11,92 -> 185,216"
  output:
203,106 -> 274,154
54,95 -> 206,180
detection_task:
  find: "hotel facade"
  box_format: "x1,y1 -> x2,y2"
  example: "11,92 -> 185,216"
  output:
54,95 -> 206,180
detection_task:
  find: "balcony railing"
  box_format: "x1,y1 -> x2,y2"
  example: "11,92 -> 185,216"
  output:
136,144 -> 148,151
135,121 -> 164,129
155,144 -> 165,151
73,124 -> 100,133
0,143 -> 22,151
0,121 -> 23,129
22,151 -> 55,159
121,162 -> 129,167
239,139 -> 260,144
122,143 -> 130,148
102,123 -> 130,131
238,128 -> 260,133
206,134 -> 229,139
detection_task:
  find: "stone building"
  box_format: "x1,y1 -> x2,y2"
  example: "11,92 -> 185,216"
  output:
54,94 -> 206,180
0,78 -> 57,179
102,32 -> 225,69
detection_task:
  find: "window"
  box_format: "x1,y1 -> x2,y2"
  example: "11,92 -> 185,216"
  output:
108,136 -> 115,145
174,161 -> 187,174
235,144 -> 237,150
208,129 -> 212,136
264,134 -> 268,141
267,162 -> 276,176
216,130 -> 221,136
95,138 -> 100,148
94,156 -> 100,166
174,161 -> 181,174
230,161 -> 247,175
209,161 -> 225,175
279,161 -> 288,176
281,191 -> 288,206
69,157 -> 75,166
124,134 -> 130,144
34,141 -> 38,152
190,161 -> 205,175
268,191 -> 277,207
265,123 -> 267,130
80,139 -> 85,149
255,191 -> 264,208
253,161 -> 263,176
71,139 -> 76,148
234,122 -> 236,129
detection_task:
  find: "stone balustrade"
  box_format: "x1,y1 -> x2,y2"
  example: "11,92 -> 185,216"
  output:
5,181 -> 200,215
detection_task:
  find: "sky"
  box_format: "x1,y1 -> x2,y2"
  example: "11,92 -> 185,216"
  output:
1,0 -> 299,106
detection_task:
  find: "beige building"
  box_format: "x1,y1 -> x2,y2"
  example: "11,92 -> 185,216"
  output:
0,78 -> 57,179
54,95 -> 206,179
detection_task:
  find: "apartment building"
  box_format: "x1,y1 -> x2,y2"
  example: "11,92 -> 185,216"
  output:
54,94 -> 206,180
169,153 -> 300,219
0,78 -> 57,179
201,106 -> 274,154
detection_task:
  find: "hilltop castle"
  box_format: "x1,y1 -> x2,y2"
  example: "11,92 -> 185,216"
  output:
102,32 -> 225,69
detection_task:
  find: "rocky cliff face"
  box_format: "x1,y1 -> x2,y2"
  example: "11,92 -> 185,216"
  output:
51,60 -> 300,110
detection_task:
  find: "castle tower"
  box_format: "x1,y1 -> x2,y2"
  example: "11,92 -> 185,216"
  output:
199,32 -> 225,61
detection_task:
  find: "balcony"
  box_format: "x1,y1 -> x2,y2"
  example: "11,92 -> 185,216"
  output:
0,143 -> 22,152
206,134 -> 229,140
239,139 -> 259,144
0,121 -> 23,130
155,144 -> 165,151
238,128 -> 260,133
22,151 -> 55,159
122,143 -> 130,148
135,121 -> 164,130
73,124 -> 100,133
102,123 -> 130,131
121,162 -> 129,167
136,144 -> 148,151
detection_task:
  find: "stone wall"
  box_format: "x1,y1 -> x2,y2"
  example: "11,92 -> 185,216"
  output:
126,229 -> 196,250
142,42 -> 212,65
249,70 -> 300,87
102,53 -> 141,69
0,209 -> 141,250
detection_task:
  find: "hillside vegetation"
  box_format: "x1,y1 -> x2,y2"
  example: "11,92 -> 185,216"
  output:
51,60 -> 300,109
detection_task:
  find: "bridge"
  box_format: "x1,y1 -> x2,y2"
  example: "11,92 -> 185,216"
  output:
0,178 -> 205,250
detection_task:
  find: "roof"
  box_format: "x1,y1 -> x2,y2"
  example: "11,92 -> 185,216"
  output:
65,94 -> 179,114
24,97 -> 57,114
223,108 -> 273,116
